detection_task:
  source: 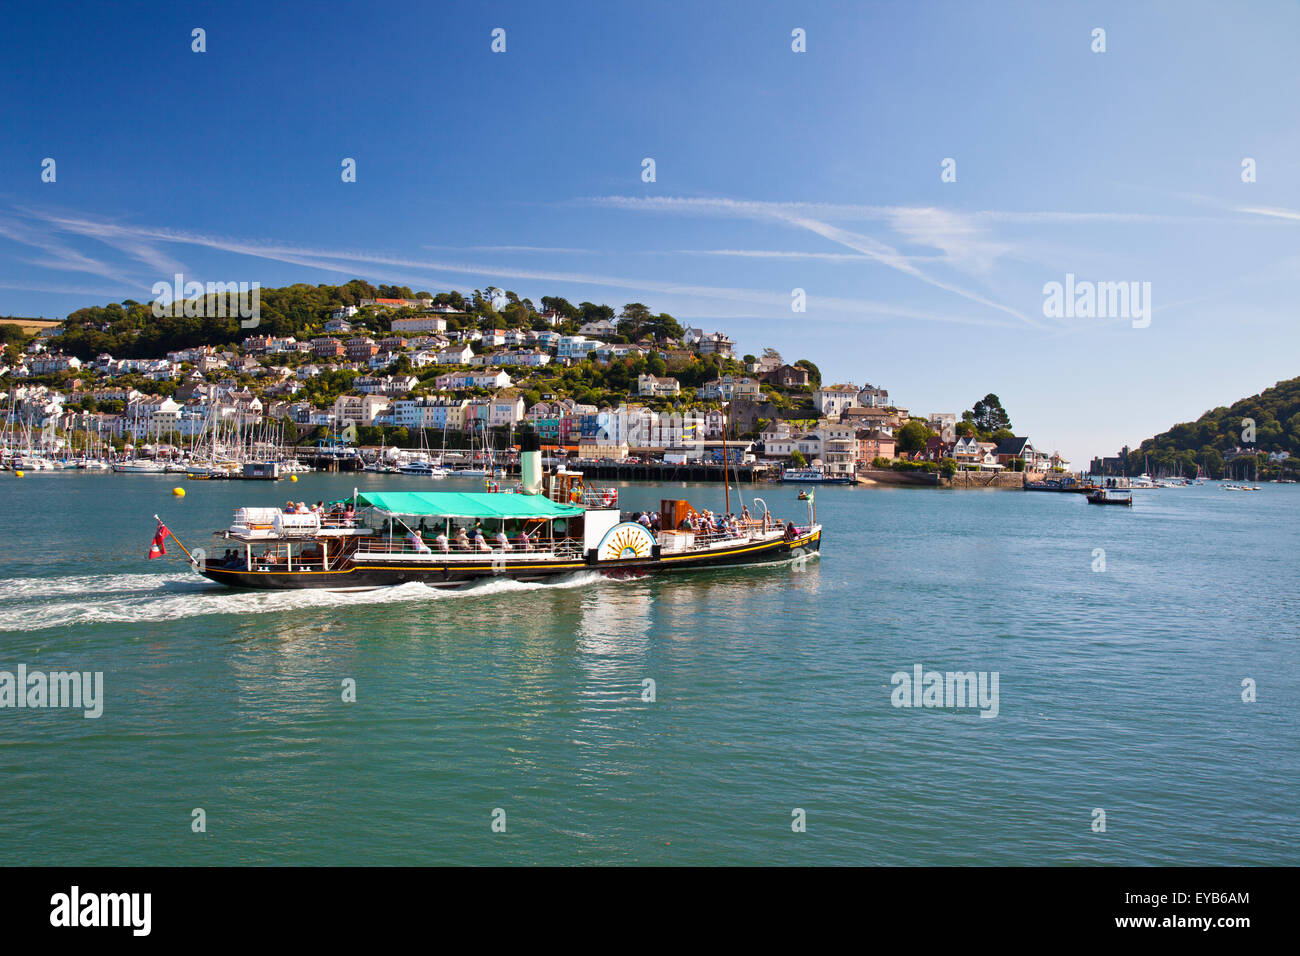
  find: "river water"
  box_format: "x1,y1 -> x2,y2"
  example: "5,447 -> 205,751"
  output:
0,473 -> 1294,864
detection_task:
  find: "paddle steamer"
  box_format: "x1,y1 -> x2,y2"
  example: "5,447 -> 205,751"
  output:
163,437 -> 821,590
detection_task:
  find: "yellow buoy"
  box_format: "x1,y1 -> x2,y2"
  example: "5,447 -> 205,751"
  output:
14,470 -> 24,478
289,474 -> 298,483
172,487 -> 186,497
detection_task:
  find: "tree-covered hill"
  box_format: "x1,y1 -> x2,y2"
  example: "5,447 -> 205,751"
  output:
1127,376 -> 1300,478
43,282 -> 695,362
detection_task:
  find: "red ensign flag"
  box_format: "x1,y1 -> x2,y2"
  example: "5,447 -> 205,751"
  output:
148,522 -> 168,559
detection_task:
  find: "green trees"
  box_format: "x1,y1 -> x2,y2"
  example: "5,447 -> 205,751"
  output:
895,420 -> 936,454
578,302 -> 615,325
540,296 -> 579,320
965,394 -> 1012,434
956,394 -> 1014,442
790,450 -> 808,467
1127,376 -> 1300,478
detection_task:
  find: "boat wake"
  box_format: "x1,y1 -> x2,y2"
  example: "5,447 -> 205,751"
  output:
0,568 -> 620,632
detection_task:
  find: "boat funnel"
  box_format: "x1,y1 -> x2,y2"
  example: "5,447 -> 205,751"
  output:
519,431 -> 542,495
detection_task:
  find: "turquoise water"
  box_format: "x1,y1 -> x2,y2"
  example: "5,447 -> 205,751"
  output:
0,473 -> 1295,865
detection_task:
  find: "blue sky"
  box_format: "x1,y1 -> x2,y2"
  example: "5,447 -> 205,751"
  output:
2,0 -> 1298,463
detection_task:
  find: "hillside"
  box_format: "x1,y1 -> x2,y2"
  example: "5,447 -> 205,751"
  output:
48,281 -> 457,360
1127,376 -> 1300,478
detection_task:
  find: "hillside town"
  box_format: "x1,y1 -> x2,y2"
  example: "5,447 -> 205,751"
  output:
0,287 -> 1066,479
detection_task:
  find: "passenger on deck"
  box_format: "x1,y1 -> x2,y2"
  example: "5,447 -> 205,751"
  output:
518,530 -> 533,551
784,521 -> 797,541
284,500 -> 296,513
435,532 -> 449,553
494,530 -> 512,552
453,527 -> 470,550
637,511 -> 651,528
650,512 -> 661,532
407,529 -> 432,554
741,505 -> 751,522
473,529 -> 492,552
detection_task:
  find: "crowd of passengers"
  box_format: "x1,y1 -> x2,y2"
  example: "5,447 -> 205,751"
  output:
394,519 -> 557,555
212,500 -> 800,570
643,504 -> 769,537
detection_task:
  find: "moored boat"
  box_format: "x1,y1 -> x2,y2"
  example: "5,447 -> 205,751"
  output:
1086,489 -> 1132,507
782,466 -> 852,484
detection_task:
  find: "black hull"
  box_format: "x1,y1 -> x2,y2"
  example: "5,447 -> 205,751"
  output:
199,529 -> 822,590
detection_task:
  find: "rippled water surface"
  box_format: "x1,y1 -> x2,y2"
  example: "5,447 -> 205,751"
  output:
0,473 -> 1295,865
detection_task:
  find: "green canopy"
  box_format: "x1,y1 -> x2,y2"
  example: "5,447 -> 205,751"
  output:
343,490 -> 583,520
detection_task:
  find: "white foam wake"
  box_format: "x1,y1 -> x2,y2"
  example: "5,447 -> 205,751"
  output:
0,571 -> 195,598
0,569 -> 618,632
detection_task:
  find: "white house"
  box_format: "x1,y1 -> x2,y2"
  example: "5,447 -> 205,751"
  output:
390,315 -> 447,334
433,344 -> 474,365
578,319 -> 617,337
637,374 -> 680,397
814,384 -> 860,418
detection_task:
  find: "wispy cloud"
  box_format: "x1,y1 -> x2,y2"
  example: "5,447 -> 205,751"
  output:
1236,205 -> 1300,222
421,244 -> 598,255
0,217 -> 134,285
589,195 -> 1045,328
7,206 -> 1022,331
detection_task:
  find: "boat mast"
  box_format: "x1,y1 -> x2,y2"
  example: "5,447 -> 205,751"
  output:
720,403 -> 731,515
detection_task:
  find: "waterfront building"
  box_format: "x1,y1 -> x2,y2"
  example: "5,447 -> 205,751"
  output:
331,393 -> 391,427
855,428 -> 896,463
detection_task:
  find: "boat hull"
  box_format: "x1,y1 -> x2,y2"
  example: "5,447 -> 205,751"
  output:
198,528 -> 822,590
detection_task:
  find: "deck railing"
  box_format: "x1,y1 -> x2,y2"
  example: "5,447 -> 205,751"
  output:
352,535 -> 586,560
